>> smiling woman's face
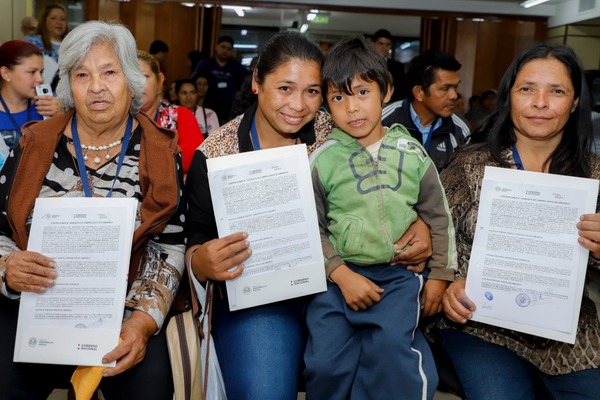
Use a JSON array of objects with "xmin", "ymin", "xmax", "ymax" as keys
[
  {"xmin": 510, "ymin": 57, "xmax": 577, "ymax": 145},
  {"xmin": 252, "ymin": 58, "xmax": 322, "ymax": 140}
]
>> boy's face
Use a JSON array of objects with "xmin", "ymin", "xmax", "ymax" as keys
[{"xmin": 327, "ymin": 76, "xmax": 391, "ymax": 147}]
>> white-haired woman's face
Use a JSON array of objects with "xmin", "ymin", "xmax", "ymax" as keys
[{"xmin": 70, "ymin": 43, "xmax": 133, "ymax": 128}]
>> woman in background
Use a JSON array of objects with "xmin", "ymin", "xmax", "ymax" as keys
[
  {"xmin": 138, "ymin": 51, "xmax": 203, "ymax": 174},
  {"xmin": 192, "ymin": 72, "xmax": 220, "ymax": 137},
  {"xmin": 0, "ymin": 40, "xmax": 61, "ymax": 167}
]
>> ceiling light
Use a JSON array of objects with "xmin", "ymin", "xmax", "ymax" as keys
[
  {"xmin": 307, "ymin": 13, "xmax": 317, "ymax": 21},
  {"xmin": 222, "ymin": 5, "xmax": 252, "ymax": 17},
  {"xmin": 520, "ymin": 0, "xmax": 550, "ymax": 8},
  {"xmin": 234, "ymin": 44, "xmax": 258, "ymax": 49},
  {"xmin": 300, "ymin": 23, "xmax": 309, "ymax": 33},
  {"xmin": 181, "ymin": 2, "xmax": 195, "ymax": 6}
]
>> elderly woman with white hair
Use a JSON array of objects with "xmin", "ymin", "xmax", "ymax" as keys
[{"xmin": 0, "ymin": 20, "xmax": 185, "ymax": 399}]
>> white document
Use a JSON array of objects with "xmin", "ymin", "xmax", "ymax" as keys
[
  {"xmin": 207, "ymin": 144, "xmax": 326, "ymax": 311},
  {"xmin": 466, "ymin": 166, "xmax": 599, "ymax": 343},
  {"xmin": 14, "ymin": 197, "xmax": 138, "ymax": 366}
]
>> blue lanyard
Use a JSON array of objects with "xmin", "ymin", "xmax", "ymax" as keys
[
  {"xmin": 0, "ymin": 95, "xmax": 31, "ymax": 132},
  {"xmin": 512, "ymin": 144, "xmax": 524, "ymax": 171},
  {"xmin": 423, "ymin": 122, "xmax": 436, "ymax": 151},
  {"xmin": 250, "ymin": 116, "xmax": 260, "ymax": 150},
  {"xmin": 71, "ymin": 114, "xmax": 133, "ymax": 197}
]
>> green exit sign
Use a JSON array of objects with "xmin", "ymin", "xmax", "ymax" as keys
[{"xmin": 312, "ymin": 15, "xmax": 329, "ymax": 24}]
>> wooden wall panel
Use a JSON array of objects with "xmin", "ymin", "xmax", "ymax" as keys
[{"xmin": 454, "ymin": 21, "xmax": 479, "ymax": 104}]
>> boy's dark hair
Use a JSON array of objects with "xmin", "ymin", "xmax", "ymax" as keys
[
  {"xmin": 406, "ymin": 49, "xmax": 461, "ymax": 101},
  {"xmin": 149, "ymin": 40, "xmax": 169, "ymax": 54},
  {"xmin": 322, "ymin": 36, "xmax": 391, "ymax": 102}
]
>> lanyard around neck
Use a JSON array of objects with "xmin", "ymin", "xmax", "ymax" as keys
[
  {"xmin": 0, "ymin": 95, "xmax": 31, "ymax": 132},
  {"xmin": 512, "ymin": 144, "xmax": 525, "ymax": 171},
  {"xmin": 71, "ymin": 114, "xmax": 133, "ymax": 197},
  {"xmin": 423, "ymin": 121, "xmax": 436, "ymax": 151},
  {"xmin": 250, "ymin": 115, "xmax": 261, "ymax": 150}
]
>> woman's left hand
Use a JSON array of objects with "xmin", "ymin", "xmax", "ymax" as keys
[
  {"xmin": 577, "ymin": 213, "xmax": 600, "ymax": 259},
  {"xmin": 34, "ymin": 95, "xmax": 61, "ymax": 118},
  {"xmin": 392, "ymin": 217, "xmax": 432, "ymax": 270},
  {"xmin": 101, "ymin": 310, "xmax": 157, "ymax": 377}
]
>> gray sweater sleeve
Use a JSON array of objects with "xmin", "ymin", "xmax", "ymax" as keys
[
  {"xmin": 415, "ymin": 162, "xmax": 458, "ymax": 281},
  {"xmin": 311, "ymin": 167, "xmax": 345, "ymax": 278}
]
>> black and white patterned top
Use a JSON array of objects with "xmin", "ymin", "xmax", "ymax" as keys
[{"xmin": 0, "ymin": 126, "xmax": 187, "ymax": 329}]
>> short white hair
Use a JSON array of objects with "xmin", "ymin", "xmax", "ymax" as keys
[{"xmin": 56, "ymin": 20, "xmax": 145, "ymax": 114}]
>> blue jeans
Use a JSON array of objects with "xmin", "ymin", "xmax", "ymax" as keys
[
  {"xmin": 439, "ymin": 329, "xmax": 600, "ymax": 400},
  {"xmin": 211, "ymin": 287, "xmax": 306, "ymax": 400}
]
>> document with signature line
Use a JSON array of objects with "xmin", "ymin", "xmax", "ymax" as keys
[
  {"xmin": 207, "ymin": 144, "xmax": 326, "ymax": 311},
  {"xmin": 14, "ymin": 197, "xmax": 137, "ymax": 366},
  {"xmin": 466, "ymin": 166, "xmax": 598, "ymax": 343}
]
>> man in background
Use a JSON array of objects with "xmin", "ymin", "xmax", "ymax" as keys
[
  {"xmin": 382, "ymin": 49, "xmax": 470, "ymax": 171},
  {"xmin": 371, "ymin": 29, "xmax": 408, "ymax": 102},
  {"xmin": 20, "ymin": 16, "xmax": 38, "ymax": 38},
  {"xmin": 194, "ymin": 35, "xmax": 248, "ymax": 124}
]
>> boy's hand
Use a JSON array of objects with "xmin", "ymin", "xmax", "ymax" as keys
[
  {"xmin": 421, "ymin": 279, "xmax": 449, "ymax": 317},
  {"xmin": 330, "ymin": 264, "xmax": 384, "ymax": 311}
]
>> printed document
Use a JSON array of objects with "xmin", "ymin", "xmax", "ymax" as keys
[
  {"xmin": 207, "ymin": 144, "xmax": 326, "ymax": 311},
  {"xmin": 466, "ymin": 166, "xmax": 598, "ymax": 343},
  {"xmin": 14, "ymin": 197, "xmax": 137, "ymax": 366}
]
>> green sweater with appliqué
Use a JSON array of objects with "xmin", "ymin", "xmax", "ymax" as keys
[{"xmin": 309, "ymin": 124, "xmax": 457, "ymax": 280}]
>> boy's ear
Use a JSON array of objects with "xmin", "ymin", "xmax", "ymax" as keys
[{"xmin": 383, "ymin": 85, "xmax": 393, "ymax": 104}]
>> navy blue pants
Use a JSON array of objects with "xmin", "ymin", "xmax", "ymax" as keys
[{"xmin": 304, "ymin": 263, "xmax": 438, "ymax": 400}]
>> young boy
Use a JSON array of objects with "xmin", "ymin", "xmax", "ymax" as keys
[{"xmin": 304, "ymin": 37, "xmax": 457, "ymax": 400}]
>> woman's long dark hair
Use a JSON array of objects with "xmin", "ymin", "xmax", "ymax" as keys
[{"xmin": 470, "ymin": 43, "xmax": 593, "ymax": 177}]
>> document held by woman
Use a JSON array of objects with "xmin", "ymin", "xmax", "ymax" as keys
[
  {"xmin": 14, "ymin": 197, "xmax": 137, "ymax": 366},
  {"xmin": 466, "ymin": 166, "xmax": 599, "ymax": 343},
  {"xmin": 207, "ymin": 144, "xmax": 326, "ymax": 311}
]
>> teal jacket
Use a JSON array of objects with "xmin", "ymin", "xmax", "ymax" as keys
[{"xmin": 310, "ymin": 124, "xmax": 457, "ymax": 280}]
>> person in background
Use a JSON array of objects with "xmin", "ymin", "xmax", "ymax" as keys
[
  {"xmin": 138, "ymin": 51, "xmax": 203, "ymax": 174},
  {"xmin": 168, "ymin": 81, "xmax": 178, "ymax": 104},
  {"xmin": 192, "ymin": 71, "xmax": 220, "ymax": 137},
  {"xmin": 149, "ymin": 40, "xmax": 169, "ymax": 64},
  {"xmin": 185, "ymin": 31, "xmax": 433, "ymax": 400},
  {"xmin": 0, "ymin": 20, "xmax": 186, "ymax": 400},
  {"xmin": 0, "ymin": 40, "xmax": 61, "ymax": 167},
  {"xmin": 20, "ymin": 16, "xmax": 38, "ymax": 38},
  {"xmin": 468, "ymin": 89, "xmax": 497, "ymax": 127},
  {"xmin": 304, "ymin": 36, "xmax": 455, "ymax": 400},
  {"xmin": 371, "ymin": 28, "xmax": 408, "ymax": 102},
  {"xmin": 187, "ymin": 50, "xmax": 204, "ymax": 75},
  {"xmin": 194, "ymin": 35, "xmax": 248, "ymax": 124},
  {"xmin": 439, "ymin": 43, "xmax": 600, "ymax": 399},
  {"xmin": 382, "ymin": 49, "xmax": 470, "ymax": 171},
  {"xmin": 23, "ymin": 3, "xmax": 67, "ymax": 64},
  {"xmin": 175, "ymin": 78, "xmax": 198, "ymax": 115}
]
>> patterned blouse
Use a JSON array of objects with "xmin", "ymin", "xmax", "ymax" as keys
[
  {"xmin": 23, "ymin": 35, "xmax": 60, "ymax": 63},
  {"xmin": 0, "ymin": 126, "xmax": 186, "ymax": 329},
  {"xmin": 435, "ymin": 147, "xmax": 600, "ymax": 375}
]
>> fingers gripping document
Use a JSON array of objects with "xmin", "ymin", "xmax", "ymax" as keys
[
  {"xmin": 207, "ymin": 144, "xmax": 326, "ymax": 311},
  {"xmin": 466, "ymin": 167, "xmax": 598, "ymax": 343},
  {"xmin": 14, "ymin": 198, "xmax": 137, "ymax": 366}
]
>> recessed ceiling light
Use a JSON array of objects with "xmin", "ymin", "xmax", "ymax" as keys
[{"xmin": 520, "ymin": 0, "xmax": 550, "ymax": 8}]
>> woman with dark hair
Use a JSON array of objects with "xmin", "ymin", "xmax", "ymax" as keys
[
  {"xmin": 185, "ymin": 31, "xmax": 433, "ymax": 399},
  {"xmin": 0, "ymin": 40, "xmax": 61, "ymax": 167},
  {"xmin": 24, "ymin": 3, "xmax": 68, "ymax": 63},
  {"xmin": 438, "ymin": 43, "xmax": 600, "ymax": 399},
  {"xmin": 192, "ymin": 71, "xmax": 220, "ymax": 137}
]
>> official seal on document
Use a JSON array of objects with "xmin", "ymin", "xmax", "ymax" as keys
[{"xmin": 515, "ymin": 293, "xmax": 530, "ymax": 307}]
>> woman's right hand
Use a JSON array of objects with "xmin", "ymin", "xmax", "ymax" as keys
[
  {"xmin": 190, "ymin": 232, "xmax": 252, "ymax": 282},
  {"xmin": 442, "ymin": 277, "xmax": 476, "ymax": 324},
  {"xmin": 3, "ymin": 251, "xmax": 57, "ymax": 294}
]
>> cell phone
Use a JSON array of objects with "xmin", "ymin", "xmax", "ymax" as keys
[{"xmin": 35, "ymin": 84, "xmax": 52, "ymax": 96}]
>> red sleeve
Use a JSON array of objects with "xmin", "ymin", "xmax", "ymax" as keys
[{"xmin": 175, "ymin": 106, "xmax": 204, "ymax": 173}]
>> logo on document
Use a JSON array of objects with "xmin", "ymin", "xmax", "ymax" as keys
[
  {"xmin": 243, "ymin": 286, "xmax": 251, "ymax": 295},
  {"xmin": 28, "ymin": 337, "xmax": 37, "ymax": 347}
]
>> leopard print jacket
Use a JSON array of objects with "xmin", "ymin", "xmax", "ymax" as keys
[{"xmin": 435, "ymin": 147, "xmax": 600, "ymax": 375}]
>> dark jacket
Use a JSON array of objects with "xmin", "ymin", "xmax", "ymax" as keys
[{"xmin": 382, "ymin": 99, "xmax": 470, "ymax": 171}]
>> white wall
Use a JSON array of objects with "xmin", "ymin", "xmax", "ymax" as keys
[
  {"xmin": 0, "ymin": 0, "xmax": 33, "ymax": 43},
  {"xmin": 551, "ymin": 0, "xmax": 600, "ymax": 27}
]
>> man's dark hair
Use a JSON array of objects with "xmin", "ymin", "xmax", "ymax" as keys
[
  {"xmin": 322, "ymin": 36, "xmax": 391, "ymax": 103},
  {"xmin": 371, "ymin": 29, "xmax": 392, "ymax": 42},
  {"xmin": 406, "ymin": 49, "xmax": 461, "ymax": 100},
  {"xmin": 149, "ymin": 40, "xmax": 169, "ymax": 55},
  {"xmin": 217, "ymin": 35, "xmax": 234, "ymax": 46}
]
